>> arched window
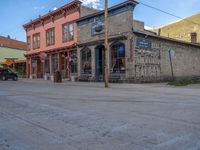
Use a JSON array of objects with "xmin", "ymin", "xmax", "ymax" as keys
[
  {"xmin": 81, "ymin": 47, "xmax": 92, "ymax": 74},
  {"xmin": 111, "ymin": 43, "xmax": 125, "ymax": 73}
]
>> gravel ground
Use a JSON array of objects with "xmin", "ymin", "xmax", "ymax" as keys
[{"xmin": 0, "ymin": 79, "xmax": 200, "ymax": 150}]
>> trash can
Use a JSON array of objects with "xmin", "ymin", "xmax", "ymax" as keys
[
  {"xmin": 44, "ymin": 74, "xmax": 48, "ymax": 80},
  {"xmin": 54, "ymin": 71, "xmax": 62, "ymax": 83},
  {"xmin": 71, "ymin": 76, "xmax": 76, "ymax": 82}
]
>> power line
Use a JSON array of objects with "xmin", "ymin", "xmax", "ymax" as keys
[{"xmin": 138, "ymin": 1, "xmax": 200, "ymax": 27}]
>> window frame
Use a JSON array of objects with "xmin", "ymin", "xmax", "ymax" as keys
[
  {"xmin": 32, "ymin": 33, "xmax": 40, "ymax": 50},
  {"xmin": 62, "ymin": 23, "xmax": 68, "ymax": 43},
  {"xmin": 68, "ymin": 23, "xmax": 74, "ymax": 41},
  {"xmin": 46, "ymin": 27, "xmax": 55, "ymax": 46},
  {"xmin": 81, "ymin": 48, "xmax": 92, "ymax": 74},
  {"xmin": 111, "ymin": 43, "xmax": 126, "ymax": 74},
  {"xmin": 27, "ymin": 36, "xmax": 31, "ymax": 50},
  {"xmin": 62, "ymin": 22, "xmax": 74, "ymax": 43}
]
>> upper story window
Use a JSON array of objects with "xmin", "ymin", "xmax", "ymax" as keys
[
  {"xmin": 62, "ymin": 24, "xmax": 68, "ymax": 42},
  {"xmin": 27, "ymin": 36, "xmax": 31, "ymax": 50},
  {"xmin": 68, "ymin": 23, "xmax": 74, "ymax": 40},
  {"xmin": 46, "ymin": 28, "xmax": 55, "ymax": 46},
  {"xmin": 33, "ymin": 33, "xmax": 40, "ymax": 49},
  {"xmin": 62, "ymin": 23, "xmax": 74, "ymax": 42}
]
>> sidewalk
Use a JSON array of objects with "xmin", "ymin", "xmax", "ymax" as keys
[{"xmin": 20, "ymin": 78, "xmax": 168, "ymax": 88}]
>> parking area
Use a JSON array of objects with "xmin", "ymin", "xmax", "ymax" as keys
[{"xmin": 0, "ymin": 79, "xmax": 200, "ymax": 150}]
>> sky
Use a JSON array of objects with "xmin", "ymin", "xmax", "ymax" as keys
[{"xmin": 0, "ymin": 0, "xmax": 200, "ymax": 42}]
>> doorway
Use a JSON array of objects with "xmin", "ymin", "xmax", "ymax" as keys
[{"xmin": 95, "ymin": 45, "xmax": 105, "ymax": 82}]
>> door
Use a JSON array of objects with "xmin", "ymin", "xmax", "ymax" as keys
[{"xmin": 95, "ymin": 45, "xmax": 105, "ymax": 82}]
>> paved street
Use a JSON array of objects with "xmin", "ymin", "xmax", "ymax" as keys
[{"xmin": 0, "ymin": 79, "xmax": 200, "ymax": 150}]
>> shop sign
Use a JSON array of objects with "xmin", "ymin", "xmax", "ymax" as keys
[
  {"xmin": 92, "ymin": 19, "xmax": 104, "ymax": 35},
  {"xmin": 136, "ymin": 37, "xmax": 152, "ymax": 49}
]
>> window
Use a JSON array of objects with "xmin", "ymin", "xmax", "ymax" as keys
[
  {"xmin": 62, "ymin": 23, "xmax": 74, "ymax": 42},
  {"xmin": 46, "ymin": 28, "xmax": 55, "ymax": 46},
  {"xmin": 33, "ymin": 33, "xmax": 40, "ymax": 49},
  {"xmin": 31, "ymin": 59, "xmax": 37, "ymax": 75},
  {"xmin": 81, "ymin": 48, "xmax": 91, "ymax": 74},
  {"xmin": 45, "ymin": 55, "xmax": 50, "ymax": 74},
  {"xmin": 68, "ymin": 23, "xmax": 74, "ymax": 40},
  {"xmin": 52, "ymin": 54, "xmax": 58, "ymax": 73},
  {"xmin": 27, "ymin": 36, "xmax": 31, "ymax": 50},
  {"xmin": 62, "ymin": 24, "xmax": 68, "ymax": 42},
  {"xmin": 70, "ymin": 50, "xmax": 77, "ymax": 74},
  {"xmin": 111, "ymin": 43, "xmax": 126, "ymax": 74}
]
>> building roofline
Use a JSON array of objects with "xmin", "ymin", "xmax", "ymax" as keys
[
  {"xmin": 76, "ymin": 0, "xmax": 138, "ymax": 23},
  {"xmin": 0, "ymin": 36, "xmax": 27, "ymax": 50},
  {"xmin": 0, "ymin": 36, "xmax": 26, "ymax": 44},
  {"xmin": 23, "ymin": 0, "xmax": 82, "ymax": 29},
  {"xmin": 133, "ymin": 30, "xmax": 200, "ymax": 48},
  {"xmin": 0, "ymin": 46, "xmax": 27, "ymax": 51}
]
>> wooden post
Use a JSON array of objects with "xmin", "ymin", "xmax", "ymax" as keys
[
  {"xmin": 50, "ymin": 54, "xmax": 53, "ymax": 77},
  {"xmin": 26, "ymin": 58, "xmax": 29, "ymax": 78},
  {"xmin": 29, "ymin": 57, "xmax": 32, "ymax": 79},
  {"xmin": 58, "ymin": 52, "xmax": 62, "ymax": 72},
  {"xmin": 68, "ymin": 48, "xmax": 70, "ymax": 79},
  {"xmin": 168, "ymin": 49, "xmax": 174, "ymax": 80},
  {"xmin": 104, "ymin": 0, "xmax": 109, "ymax": 88}
]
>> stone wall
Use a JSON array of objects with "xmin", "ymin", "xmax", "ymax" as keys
[
  {"xmin": 78, "ymin": 10, "xmax": 133, "ymax": 44},
  {"xmin": 159, "ymin": 40, "xmax": 200, "ymax": 80},
  {"xmin": 133, "ymin": 34, "xmax": 200, "ymax": 81}
]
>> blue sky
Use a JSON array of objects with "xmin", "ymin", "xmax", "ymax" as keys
[{"xmin": 0, "ymin": 0, "xmax": 199, "ymax": 42}]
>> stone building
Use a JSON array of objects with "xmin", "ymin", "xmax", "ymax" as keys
[{"xmin": 76, "ymin": 0, "xmax": 200, "ymax": 82}]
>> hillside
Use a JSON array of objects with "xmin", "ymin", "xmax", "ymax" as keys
[{"xmin": 153, "ymin": 13, "xmax": 200, "ymax": 43}]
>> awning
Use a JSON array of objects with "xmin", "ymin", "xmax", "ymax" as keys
[
  {"xmin": 0, "ymin": 59, "xmax": 26, "ymax": 66},
  {"xmin": 0, "ymin": 59, "xmax": 14, "ymax": 66}
]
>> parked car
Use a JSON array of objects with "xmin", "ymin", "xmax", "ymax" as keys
[{"xmin": 0, "ymin": 68, "xmax": 18, "ymax": 81}]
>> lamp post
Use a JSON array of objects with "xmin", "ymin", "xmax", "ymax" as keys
[{"xmin": 104, "ymin": 0, "xmax": 109, "ymax": 88}]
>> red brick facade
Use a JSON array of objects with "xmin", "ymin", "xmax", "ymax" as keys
[{"xmin": 23, "ymin": 0, "xmax": 96, "ymax": 80}]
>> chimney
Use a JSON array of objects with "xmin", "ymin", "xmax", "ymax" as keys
[
  {"xmin": 157, "ymin": 28, "xmax": 161, "ymax": 36},
  {"xmin": 191, "ymin": 32, "xmax": 197, "ymax": 43}
]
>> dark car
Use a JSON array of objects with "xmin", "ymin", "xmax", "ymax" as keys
[{"xmin": 0, "ymin": 68, "xmax": 18, "ymax": 81}]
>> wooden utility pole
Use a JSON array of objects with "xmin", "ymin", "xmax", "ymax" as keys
[{"xmin": 104, "ymin": 0, "xmax": 109, "ymax": 88}]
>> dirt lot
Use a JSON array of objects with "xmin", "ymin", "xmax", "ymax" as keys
[{"xmin": 0, "ymin": 79, "xmax": 200, "ymax": 150}]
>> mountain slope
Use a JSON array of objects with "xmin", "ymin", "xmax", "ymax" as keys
[{"xmin": 153, "ymin": 13, "xmax": 200, "ymax": 43}]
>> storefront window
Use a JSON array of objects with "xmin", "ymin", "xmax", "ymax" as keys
[
  {"xmin": 70, "ymin": 50, "xmax": 77, "ymax": 74},
  {"xmin": 111, "ymin": 43, "xmax": 125, "ymax": 74},
  {"xmin": 81, "ymin": 48, "xmax": 91, "ymax": 74},
  {"xmin": 31, "ymin": 58, "xmax": 37, "ymax": 78},
  {"xmin": 45, "ymin": 55, "xmax": 50, "ymax": 74},
  {"xmin": 52, "ymin": 54, "xmax": 58, "ymax": 73}
]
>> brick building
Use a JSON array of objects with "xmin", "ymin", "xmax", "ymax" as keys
[
  {"xmin": 23, "ymin": 0, "xmax": 97, "ymax": 80},
  {"xmin": 76, "ymin": 0, "xmax": 200, "ymax": 82}
]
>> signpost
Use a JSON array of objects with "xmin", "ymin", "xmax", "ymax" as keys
[{"xmin": 168, "ymin": 49, "xmax": 174, "ymax": 80}]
